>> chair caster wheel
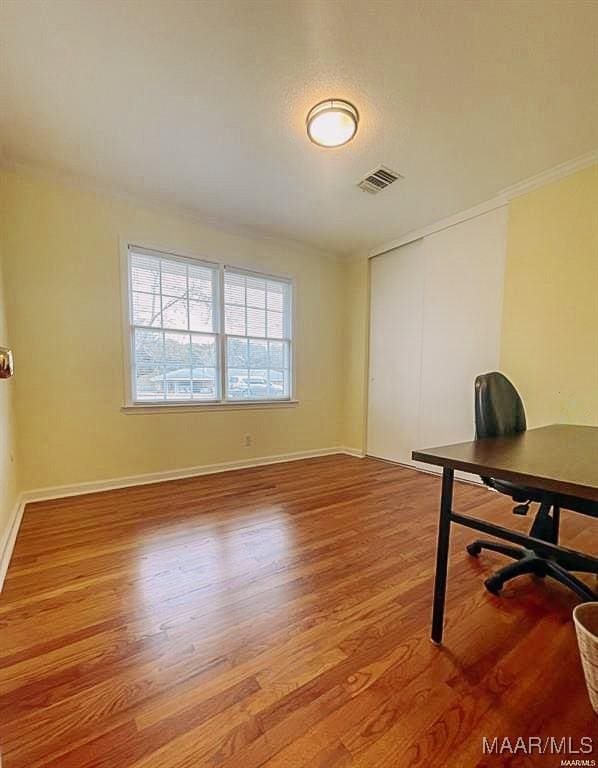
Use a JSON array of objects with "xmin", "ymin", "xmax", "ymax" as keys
[
  {"xmin": 484, "ymin": 577, "xmax": 503, "ymax": 595},
  {"xmin": 467, "ymin": 543, "xmax": 482, "ymax": 557},
  {"xmin": 513, "ymin": 504, "xmax": 530, "ymax": 516}
]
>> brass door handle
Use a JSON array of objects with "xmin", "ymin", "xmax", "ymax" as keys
[{"xmin": 0, "ymin": 347, "xmax": 14, "ymax": 378}]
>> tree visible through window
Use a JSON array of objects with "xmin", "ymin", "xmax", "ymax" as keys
[{"xmin": 125, "ymin": 246, "xmax": 293, "ymax": 404}]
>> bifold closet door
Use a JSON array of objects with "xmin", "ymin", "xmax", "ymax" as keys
[
  {"xmin": 367, "ymin": 206, "xmax": 507, "ymax": 472},
  {"xmin": 417, "ymin": 207, "xmax": 508, "ymax": 456},
  {"xmin": 367, "ymin": 239, "xmax": 424, "ymax": 464}
]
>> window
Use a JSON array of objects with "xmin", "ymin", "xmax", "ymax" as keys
[{"xmin": 124, "ymin": 246, "xmax": 293, "ymax": 405}]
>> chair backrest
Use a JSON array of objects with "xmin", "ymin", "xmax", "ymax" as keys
[{"xmin": 474, "ymin": 372, "xmax": 526, "ymax": 439}]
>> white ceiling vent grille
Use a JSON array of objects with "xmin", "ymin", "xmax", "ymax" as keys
[{"xmin": 357, "ymin": 165, "xmax": 403, "ymax": 194}]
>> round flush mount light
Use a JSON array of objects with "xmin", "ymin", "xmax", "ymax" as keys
[{"xmin": 306, "ymin": 99, "xmax": 359, "ymax": 148}]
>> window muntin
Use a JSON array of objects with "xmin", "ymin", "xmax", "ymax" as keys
[
  {"xmin": 223, "ymin": 270, "xmax": 292, "ymax": 401},
  {"xmin": 126, "ymin": 247, "xmax": 292, "ymax": 404}
]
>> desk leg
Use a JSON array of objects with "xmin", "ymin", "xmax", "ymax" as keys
[{"xmin": 431, "ymin": 467, "xmax": 454, "ymax": 645}]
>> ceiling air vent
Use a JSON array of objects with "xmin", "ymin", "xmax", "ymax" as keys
[{"xmin": 357, "ymin": 165, "xmax": 403, "ymax": 194}]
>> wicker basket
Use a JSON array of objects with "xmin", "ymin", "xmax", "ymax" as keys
[{"xmin": 573, "ymin": 602, "xmax": 598, "ymax": 715}]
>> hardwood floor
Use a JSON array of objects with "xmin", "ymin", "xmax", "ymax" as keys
[{"xmin": 0, "ymin": 455, "xmax": 595, "ymax": 767}]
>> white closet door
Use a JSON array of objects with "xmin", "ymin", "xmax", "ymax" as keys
[
  {"xmin": 367, "ymin": 239, "xmax": 424, "ymax": 464},
  {"xmin": 367, "ymin": 206, "xmax": 507, "ymax": 474},
  {"xmin": 417, "ymin": 207, "xmax": 507, "ymax": 464}
]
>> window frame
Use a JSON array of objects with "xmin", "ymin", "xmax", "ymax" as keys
[{"xmin": 120, "ymin": 242, "xmax": 296, "ymax": 410}]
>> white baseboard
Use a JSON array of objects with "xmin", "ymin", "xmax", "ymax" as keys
[
  {"xmin": 0, "ymin": 448, "xmax": 364, "ymax": 584},
  {"xmin": 338, "ymin": 446, "xmax": 366, "ymax": 458},
  {"xmin": 22, "ymin": 446, "xmax": 365, "ymax": 506},
  {"xmin": 366, "ymin": 454, "xmax": 483, "ymax": 486},
  {"xmin": 0, "ymin": 495, "xmax": 25, "ymax": 592}
]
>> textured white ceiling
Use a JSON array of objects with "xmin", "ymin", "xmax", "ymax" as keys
[{"xmin": 1, "ymin": 0, "xmax": 597, "ymax": 255}]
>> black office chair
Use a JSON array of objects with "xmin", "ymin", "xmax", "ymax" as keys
[{"xmin": 466, "ymin": 372, "xmax": 597, "ymax": 601}]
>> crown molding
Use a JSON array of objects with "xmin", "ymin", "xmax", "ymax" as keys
[
  {"xmin": 498, "ymin": 146, "xmax": 598, "ymax": 201},
  {"xmin": 369, "ymin": 147, "xmax": 598, "ymax": 258},
  {"xmin": 369, "ymin": 197, "xmax": 509, "ymax": 257},
  {"xmin": 0, "ymin": 158, "xmax": 341, "ymax": 262},
  {"xmin": 4, "ymin": 146, "xmax": 596, "ymax": 264}
]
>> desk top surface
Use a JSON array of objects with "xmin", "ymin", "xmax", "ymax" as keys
[{"xmin": 412, "ymin": 424, "xmax": 598, "ymax": 502}]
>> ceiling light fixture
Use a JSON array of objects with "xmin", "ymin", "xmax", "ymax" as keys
[{"xmin": 306, "ymin": 99, "xmax": 359, "ymax": 148}]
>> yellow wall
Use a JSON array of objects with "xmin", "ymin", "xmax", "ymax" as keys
[
  {"xmin": 2, "ymin": 168, "xmax": 344, "ymax": 490},
  {"xmin": 500, "ymin": 164, "xmax": 598, "ymax": 427},
  {"xmin": 2, "ymin": 162, "xmax": 596, "ymax": 493},
  {"xmin": 341, "ymin": 163, "xmax": 598, "ymax": 454},
  {"xmin": 341, "ymin": 257, "xmax": 369, "ymax": 452},
  {"xmin": 0, "ymin": 211, "xmax": 20, "ymax": 554}
]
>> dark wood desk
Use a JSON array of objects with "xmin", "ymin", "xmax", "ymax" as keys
[{"xmin": 412, "ymin": 424, "xmax": 598, "ymax": 644}]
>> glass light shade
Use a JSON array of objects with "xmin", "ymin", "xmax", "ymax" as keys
[{"xmin": 306, "ymin": 100, "xmax": 359, "ymax": 147}]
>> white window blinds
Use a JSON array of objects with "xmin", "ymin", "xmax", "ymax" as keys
[
  {"xmin": 223, "ymin": 269, "xmax": 292, "ymax": 400},
  {"xmin": 126, "ymin": 247, "xmax": 293, "ymax": 404},
  {"xmin": 129, "ymin": 249, "xmax": 220, "ymax": 402}
]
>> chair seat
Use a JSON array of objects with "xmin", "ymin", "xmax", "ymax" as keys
[
  {"xmin": 486, "ymin": 477, "xmax": 598, "ymax": 517},
  {"xmin": 485, "ymin": 477, "xmax": 540, "ymax": 502},
  {"xmin": 473, "ymin": 372, "xmax": 597, "ymax": 604}
]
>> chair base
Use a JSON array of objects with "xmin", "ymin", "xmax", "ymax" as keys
[{"xmin": 466, "ymin": 540, "xmax": 597, "ymax": 601}]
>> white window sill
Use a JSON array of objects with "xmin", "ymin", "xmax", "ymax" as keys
[{"xmin": 121, "ymin": 399, "xmax": 299, "ymax": 414}]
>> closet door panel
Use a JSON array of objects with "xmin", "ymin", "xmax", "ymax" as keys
[
  {"xmin": 417, "ymin": 207, "xmax": 507, "ymax": 478},
  {"xmin": 367, "ymin": 240, "xmax": 424, "ymax": 464}
]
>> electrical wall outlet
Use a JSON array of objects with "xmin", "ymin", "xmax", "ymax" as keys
[{"xmin": 244, "ymin": 434, "xmax": 252, "ymax": 447}]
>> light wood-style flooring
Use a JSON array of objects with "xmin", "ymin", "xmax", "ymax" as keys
[{"xmin": 0, "ymin": 455, "xmax": 595, "ymax": 767}]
